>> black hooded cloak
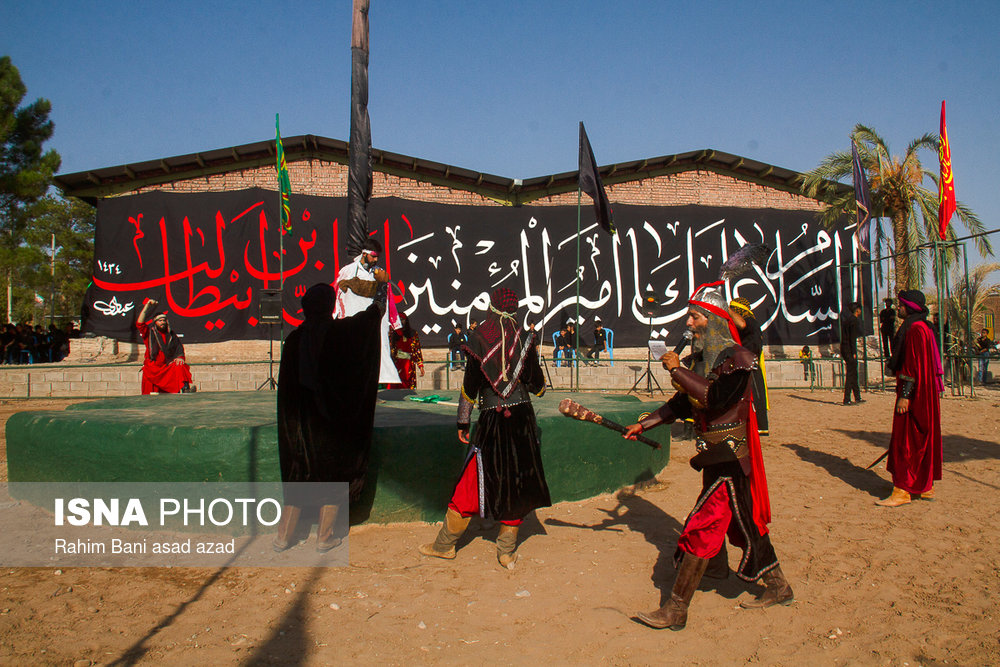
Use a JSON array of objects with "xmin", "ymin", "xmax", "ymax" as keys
[{"xmin": 277, "ymin": 283, "xmax": 383, "ymax": 503}]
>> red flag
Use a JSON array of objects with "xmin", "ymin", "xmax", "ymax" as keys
[{"xmin": 938, "ymin": 100, "xmax": 957, "ymax": 240}]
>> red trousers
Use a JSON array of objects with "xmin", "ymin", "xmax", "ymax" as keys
[{"xmin": 448, "ymin": 454, "xmax": 521, "ymax": 526}]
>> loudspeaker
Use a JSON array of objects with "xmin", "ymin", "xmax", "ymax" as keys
[
  {"xmin": 259, "ymin": 289, "xmax": 282, "ymax": 323},
  {"xmin": 642, "ymin": 290, "xmax": 661, "ymax": 318}
]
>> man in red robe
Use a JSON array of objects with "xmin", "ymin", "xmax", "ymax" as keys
[
  {"xmin": 876, "ymin": 290, "xmax": 943, "ymax": 507},
  {"xmin": 136, "ymin": 299, "xmax": 193, "ymax": 395}
]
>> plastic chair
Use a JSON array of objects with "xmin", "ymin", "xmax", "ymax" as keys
[{"xmin": 552, "ymin": 331, "xmax": 563, "ymax": 367}]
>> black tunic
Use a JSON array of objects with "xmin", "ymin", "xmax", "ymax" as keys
[{"xmin": 459, "ymin": 343, "xmax": 551, "ymax": 521}]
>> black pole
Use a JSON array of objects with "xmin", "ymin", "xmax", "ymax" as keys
[{"xmin": 347, "ymin": 0, "xmax": 372, "ymax": 258}]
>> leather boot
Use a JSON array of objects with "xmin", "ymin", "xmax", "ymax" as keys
[
  {"xmin": 316, "ymin": 505, "xmax": 342, "ymax": 553},
  {"xmin": 635, "ymin": 553, "xmax": 709, "ymax": 630},
  {"xmin": 704, "ymin": 542, "xmax": 729, "ymax": 580},
  {"xmin": 419, "ymin": 508, "xmax": 470, "ymax": 559},
  {"xmin": 272, "ymin": 505, "xmax": 301, "ymax": 552},
  {"xmin": 917, "ymin": 487, "xmax": 935, "ymax": 501},
  {"xmin": 740, "ymin": 565, "xmax": 794, "ymax": 608},
  {"xmin": 496, "ymin": 524, "xmax": 519, "ymax": 569},
  {"xmin": 875, "ymin": 487, "xmax": 911, "ymax": 507}
]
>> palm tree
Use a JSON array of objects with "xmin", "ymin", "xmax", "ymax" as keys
[
  {"xmin": 802, "ymin": 124, "xmax": 991, "ymax": 291},
  {"xmin": 939, "ymin": 262, "xmax": 1000, "ymax": 349}
]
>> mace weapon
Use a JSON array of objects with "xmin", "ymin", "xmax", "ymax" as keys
[{"xmin": 558, "ymin": 399, "xmax": 662, "ymax": 450}]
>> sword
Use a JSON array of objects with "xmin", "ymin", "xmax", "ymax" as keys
[
  {"xmin": 558, "ymin": 399, "xmax": 662, "ymax": 449},
  {"xmin": 866, "ymin": 449, "xmax": 889, "ymax": 469}
]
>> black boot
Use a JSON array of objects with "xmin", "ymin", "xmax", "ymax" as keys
[
  {"xmin": 704, "ymin": 543, "xmax": 729, "ymax": 580},
  {"xmin": 635, "ymin": 553, "xmax": 709, "ymax": 630},
  {"xmin": 740, "ymin": 565, "xmax": 794, "ymax": 608}
]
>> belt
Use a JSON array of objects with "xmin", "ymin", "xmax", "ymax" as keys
[{"xmin": 478, "ymin": 383, "xmax": 531, "ymax": 411}]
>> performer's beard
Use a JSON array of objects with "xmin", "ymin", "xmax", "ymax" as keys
[{"xmin": 690, "ymin": 316, "xmax": 735, "ymax": 377}]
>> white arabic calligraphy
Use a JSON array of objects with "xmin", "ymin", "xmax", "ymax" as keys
[{"xmin": 93, "ymin": 295, "xmax": 135, "ymax": 317}]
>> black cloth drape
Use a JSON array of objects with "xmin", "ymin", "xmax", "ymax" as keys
[
  {"xmin": 277, "ymin": 302, "xmax": 382, "ymax": 504},
  {"xmin": 737, "ymin": 317, "xmax": 769, "ymax": 435}
]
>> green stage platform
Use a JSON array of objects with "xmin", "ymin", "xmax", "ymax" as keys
[{"xmin": 6, "ymin": 391, "xmax": 669, "ymax": 524}]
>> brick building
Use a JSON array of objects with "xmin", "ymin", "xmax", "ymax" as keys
[
  {"xmin": 55, "ymin": 135, "xmax": 852, "ymax": 354},
  {"xmin": 57, "ymin": 135, "xmax": 828, "ymax": 212}
]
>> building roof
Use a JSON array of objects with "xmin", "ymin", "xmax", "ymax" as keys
[{"xmin": 54, "ymin": 134, "xmax": 848, "ymax": 205}]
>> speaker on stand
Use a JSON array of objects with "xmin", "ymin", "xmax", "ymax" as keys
[
  {"xmin": 628, "ymin": 290, "xmax": 665, "ymax": 397},
  {"xmin": 256, "ymin": 289, "xmax": 282, "ymax": 390}
]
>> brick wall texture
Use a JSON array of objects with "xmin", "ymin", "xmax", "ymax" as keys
[{"xmin": 134, "ymin": 159, "xmax": 824, "ymax": 212}]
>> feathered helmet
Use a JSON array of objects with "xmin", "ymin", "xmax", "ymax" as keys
[{"xmin": 689, "ymin": 281, "xmax": 741, "ymax": 345}]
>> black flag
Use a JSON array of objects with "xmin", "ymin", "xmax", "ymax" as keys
[
  {"xmin": 851, "ymin": 140, "xmax": 873, "ymax": 254},
  {"xmin": 578, "ymin": 122, "xmax": 615, "ymax": 235}
]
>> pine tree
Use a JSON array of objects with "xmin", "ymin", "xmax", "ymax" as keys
[{"xmin": 1, "ymin": 55, "xmax": 62, "ymax": 322}]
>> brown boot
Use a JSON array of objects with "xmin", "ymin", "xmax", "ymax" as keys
[
  {"xmin": 634, "ymin": 553, "xmax": 709, "ymax": 630},
  {"xmin": 875, "ymin": 487, "xmax": 911, "ymax": 507},
  {"xmin": 316, "ymin": 505, "xmax": 342, "ymax": 553},
  {"xmin": 419, "ymin": 509, "xmax": 471, "ymax": 559},
  {"xmin": 272, "ymin": 505, "xmax": 301, "ymax": 552},
  {"xmin": 704, "ymin": 542, "xmax": 729, "ymax": 580},
  {"xmin": 496, "ymin": 524, "xmax": 519, "ymax": 569},
  {"xmin": 740, "ymin": 565, "xmax": 794, "ymax": 609}
]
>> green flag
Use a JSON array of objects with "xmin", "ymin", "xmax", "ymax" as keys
[{"xmin": 275, "ymin": 114, "xmax": 292, "ymax": 234}]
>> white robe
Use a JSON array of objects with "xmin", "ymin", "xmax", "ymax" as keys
[{"xmin": 334, "ymin": 259, "xmax": 401, "ymax": 385}]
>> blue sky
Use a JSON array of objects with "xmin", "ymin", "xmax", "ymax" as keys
[{"xmin": 4, "ymin": 1, "xmax": 999, "ymax": 269}]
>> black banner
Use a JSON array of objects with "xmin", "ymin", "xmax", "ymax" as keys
[{"xmin": 84, "ymin": 189, "xmax": 868, "ymax": 348}]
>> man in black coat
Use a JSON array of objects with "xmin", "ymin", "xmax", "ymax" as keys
[
  {"xmin": 879, "ymin": 298, "xmax": 896, "ymax": 359},
  {"xmin": 841, "ymin": 302, "xmax": 863, "ymax": 405},
  {"xmin": 274, "ymin": 279, "xmax": 386, "ymax": 552}
]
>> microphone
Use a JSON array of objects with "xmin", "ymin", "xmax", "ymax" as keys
[{"xmin": 673, "ymin": 330, "xmax": 693, "ymax": 354}]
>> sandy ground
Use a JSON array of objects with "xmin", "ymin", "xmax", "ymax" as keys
[{"xmin": 1, "ymin": 387, "xmax": 999, "ymax": 666}]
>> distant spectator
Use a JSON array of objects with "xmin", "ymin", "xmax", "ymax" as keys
[
  {"xmin": 554, "ymin": 325, "xmax": 574, "ymax": 362},
  {"xmin": 975, "ymin": 328, "xmax": 993, "ymax": 384},
  {"xmin": 840, "ymin": 302, "xmax": 863, "ymax": 405},
  {"xmin": 799, "ymin": 345, "xmax": 813, "ymax": 381},
  {"xmin": 48, "ymin": 324, "xmax": 68, "ymax": 362},
  {"xmin": 585, "ymin": 317, "xmax": 607, "ymax": 365},
  {"xmin": 448, "ymin": 324, "xmax": 467, "ymax": 370},
  {"xmin": 879, "ymin": 298, "xmax": 896, "ymax": 359},
  {"xmin": 566, "ymin": 320, "xmax": 585, "ymax": 359},
  {"xmin": 1, "ymin": 324, "xmax": 17, "ymax": 364}
]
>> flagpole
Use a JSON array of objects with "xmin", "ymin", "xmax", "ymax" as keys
[
  {"xmin": 575, "ymin": 184, "xmax": 582, "ymax": 392},
  {"xmin": 875, "ymin": 219, "xmax": 886, "ymax": 390},
  {"xmin": 277, "ymin": 114, "xmax": 285, "ymax": 346}
]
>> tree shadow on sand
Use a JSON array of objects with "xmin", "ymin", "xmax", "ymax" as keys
[
  {"xmin": 543, "ymin": 488, "xmax": 752, "ymax": 604},
  {"xmin": 242, "ymin": 570, "xmax": 322, "ymax": 666}
]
